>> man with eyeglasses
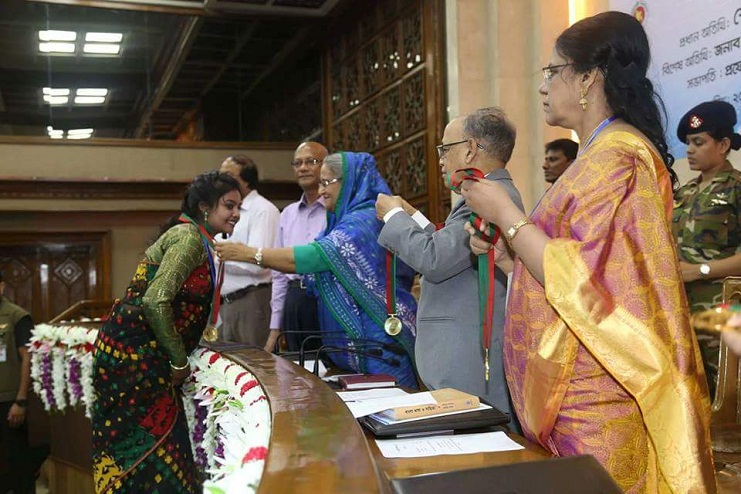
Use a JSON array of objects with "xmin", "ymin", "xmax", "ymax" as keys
[
  {"xmin": 266, "ymin": 142, "xmax": 328, "ymax": 353},
  {"xmin": 375, "ymin": 107, "xmax": 524, "ymax": 430},
  {"xmin": 216, "ymin": 155, "xmax": 280, "ymax": 347},
  {"xmin": 543, "ymin": 138, "xmax": 578, "ymax": 184}
]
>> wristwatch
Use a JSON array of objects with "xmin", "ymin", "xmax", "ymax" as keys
[
  {"xmin": 254, "ymin": 247, "xmax": 263, "ymax": 266},
  {"xmin": 699, "ymin": 263, "xmax": 711, "ymax": 277},
  {"xmin": 505, "ymin": 217, "xmax": 534, "ymax": 244},
  {"xmin": 14, "ymin": 399, "xmax": 28, "ymax": 408}
]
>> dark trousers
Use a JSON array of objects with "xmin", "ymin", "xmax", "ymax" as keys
[
  {"xmin": 0, "ymin": 401, "xmax": 39, "ymax": 494},
  {"xmin": 283, "ymin": 280, "xmax": 321, "ymax": 353}
]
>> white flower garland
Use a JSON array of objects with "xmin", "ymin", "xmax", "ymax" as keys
[
  {"xmin": 28, "ymin": 323, "xmax": 97, "ymax": 416},
  {"xmin": 187, "ymin": 348, "xmax": 271, "ymax": 494},
  {"xmin": 29, "ymin": 326, "xmax": 271, "ymax": 491}
]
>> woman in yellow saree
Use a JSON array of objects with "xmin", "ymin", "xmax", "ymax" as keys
[{"xmin": 461, "ymin": 11, "xmax": 715, "ymax": 494}]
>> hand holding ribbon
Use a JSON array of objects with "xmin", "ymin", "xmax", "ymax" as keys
[{"xmin": 449, "ymin": 168, "xmax": 501, "ymax": 382}]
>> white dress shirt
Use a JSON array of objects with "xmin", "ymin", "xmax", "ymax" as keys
[{"xmin": 216, "ymin": 189, "xmax": 280, "ymax": 295}]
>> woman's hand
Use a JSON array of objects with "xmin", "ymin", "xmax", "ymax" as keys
[
  {"xmin": 464, "ymin": 222, "xmax": 515, "ymax": 274},
  {"xmin": 171, "ymin": 366, "xmax": 190, "ymax": 387},
  {"xmin": 215, "ymin": 241, "xmax": 255, "ymax": 263},
  {"xmin": 460, "ymin": 179, "xmax": 515, "ymax": 226}
]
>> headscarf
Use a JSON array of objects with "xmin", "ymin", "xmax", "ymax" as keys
[{"xmin": 307, "ymin": 152, "xmax": 417, "ymax": 381}]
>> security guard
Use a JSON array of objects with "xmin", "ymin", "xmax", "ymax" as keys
[
  {"xmin": 0, "ymin": 271, "xmax": 37, "ymax": 493},
  {"xmin": 673, "ymin": 100, "xmax": 741, "ymax": 398}
]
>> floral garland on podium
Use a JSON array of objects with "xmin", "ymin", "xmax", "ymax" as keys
[
  {"xmin": 28, "ymin": 325, "xmax": 272, "ymax": 492},
  {"xmin": 28, "ymin": 323, "xmax": 97, "ymax": 417},
  {"xmin": 183, "ymin": 348, "xmax": 271, "ymax": 493}
]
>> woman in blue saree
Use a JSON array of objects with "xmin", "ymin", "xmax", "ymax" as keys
[{"xmin": 216, "ymin": 152, "xmax": 418, "ymax": 388}]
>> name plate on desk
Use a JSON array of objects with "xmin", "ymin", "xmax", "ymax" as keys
[{"xmin": 389, "ymin": 455, "xmax": 621, "ymax": 494}]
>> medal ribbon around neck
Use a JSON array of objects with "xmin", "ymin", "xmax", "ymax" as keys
[
  {"xmin": 448, "ymin": 167, "xmax": 500, "ymax": 381},
  {"xmin": 577, "ymin": 116, "xmax": 617, "ymax": 157},
  {"xmin": 384, "ymin": 251, "xmax": 402, "ymax": 336},
  {"xmin": 179, "ymin": 213, "xmax": 224, "ymax": 337}
]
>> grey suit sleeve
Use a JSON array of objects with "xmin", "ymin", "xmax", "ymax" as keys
[{"xmin": 378, "ymin": 205, "xmax": 475, "ymax": 284}]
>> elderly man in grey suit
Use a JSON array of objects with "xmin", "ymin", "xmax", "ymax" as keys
[{"xmin": 375, "ymin": 107, "xmax": 523, "ymax": 429}]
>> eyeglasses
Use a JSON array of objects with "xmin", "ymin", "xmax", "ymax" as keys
[
  {"xmin": 541, "ymin": 63, "xmax": 573, "ymax": 83},
  {"xmin": 435, "ymin": 139, "xmax": 484, "ymax": 158},
  {"xmin": 318, "ymin": 177, "xmax": 342, "ymax": 188},
  {"xmin": 291, "ymin": 158, "xmax": 323, "ymax": 168}
]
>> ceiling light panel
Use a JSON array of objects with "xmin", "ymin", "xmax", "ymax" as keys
[
  {"xmin": 43, "ymin": 95, "xmax": 69, "ymax": 105},
  {"xmin": 83, "ymin": 43, "xmax": 120, "ymax": 55},
  {"xmin": 68, "ymin": 128, "xmax": 94, "ymax": 135},
  {"xmin": 42, "ymin": 87, "xmax": 70, "ymax": 96},
  {"xmin": 38, "ymin": 30, "xmax": 76, "ymax": 41},
  {"xmin": 85, "ymin": 32, "xmax": 123, "ymax": 43},
  {"xmin": 74, "ymin": 96, "xmax": 106, "ymax": 105},
  {"xmin": 76, "ymin": 88, "xmax": 108, "ymax": 97},
  {"xmin": 39, "ymin": 42, "xmax": 76, "ymax": 54}
]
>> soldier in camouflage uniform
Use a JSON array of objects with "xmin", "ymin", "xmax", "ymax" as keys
[{"xmin": 672, "ymin": 100, "xmax": 741, "ymax": 399}]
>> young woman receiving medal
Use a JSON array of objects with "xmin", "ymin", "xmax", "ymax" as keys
[
  {"xmin": 91, "ymin": 171, "xmax": 241, "ymax": 494},
  {"xmin": 215, "ymin": 152, "xmax": 419, "ymax": 389}
]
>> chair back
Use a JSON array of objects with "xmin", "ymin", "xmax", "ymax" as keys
[{"xmin": 713, "ymin": 277, "xmax": 741, "ymax": 424}]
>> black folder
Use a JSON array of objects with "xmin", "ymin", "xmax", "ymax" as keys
[
  {"xmin": 359, "ymin": 402, "xmax": 510, "ymax": 438},
  {"xmin": 389, "ymin": 455, "xmax": 622, "ymax": 494}
]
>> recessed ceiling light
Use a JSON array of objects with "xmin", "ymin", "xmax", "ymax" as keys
[
  {"xmin": 43, "ymin": 95, "xmax": 69, "ymax": 105},
  {"xmin": 68, "ymin": 128, "xmax": 94, "ymax": 135},
  {"xmin": 42, "ymin": 87, "xmax": 70, "ymax": 96},
  {"xmin": 76, "ymin": 88, "xmax": 108, "ymax": 97},
  {"xmin": 67, "ymin": 133, "xmax": 93, "ymax": 140},
  {"xmin": 49, "ymin": 134, "xmax": 64, "ymax": 139},
  {"xmin": 85, "ymin": 32, "xmax": 123, "ymax": 43},
  {"xmin": 83, "ymin": 43, "xmax": 120, "ymax": 55},
  {"xmin": 74, "ymin": 96, "xmax": 106, "ymax": 105},
  {"xmin": 39, "ymin": 42, "xmax": 76, "ymax": 54},
  {"xmin": 38, "ymin": 30, "xmax": 76, "ymax": 42}
]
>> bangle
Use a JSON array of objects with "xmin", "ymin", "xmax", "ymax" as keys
[
  {"xmin": 254, "ymin": 247, "xmax": 263, "ymax": 266},
  {"xmin": 505, "ymin": 217, "xmax": 534, "ymax": 244},
  {"xmin": 14, "ymin": 399, "xmax": 28, "ymax": 408},
  {"xmin": 170, "ymin": 361, "xmax": 189, "ymax": 371}
]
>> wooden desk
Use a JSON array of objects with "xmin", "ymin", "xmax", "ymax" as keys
[
  {"xmin": 367, "ymin": 427, "xmax": 551, "ymax": 484},
  {"xmin": 226, "ymin": 349, "xmax": 384, "ymax": 494},
  {"xmin": 225, "ymin": 349, "xmax": 552, "ymax": 493}
]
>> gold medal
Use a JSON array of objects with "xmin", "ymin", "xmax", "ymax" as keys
[
  {"xmin": 203, "ymin": 324, "xmax": 218, "ymax": 342},
  {"xmin": 384, "ymin": 315, "xmax": 402, "ymax": 336}
]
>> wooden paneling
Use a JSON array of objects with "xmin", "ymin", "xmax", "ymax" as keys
[
  {"xmin": 0, "ymin": 232, "xmax": 110, "ymax": 323},
  {"xmin": 324, "ymin": 0, "xmax": 447, "ymax": 222}
]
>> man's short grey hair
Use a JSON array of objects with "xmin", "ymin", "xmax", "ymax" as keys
[
  {"xmin": 463, "ymin": 107, "xmax": 516, "ymax": 164},
  {"xmin": 323, "ymin": 153, "xmax": 344, "ymax": 177}
]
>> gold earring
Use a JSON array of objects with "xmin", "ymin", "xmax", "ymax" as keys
[{"xmin": 579, "ymin": 88, "xmax": 588, "ymax": 111}]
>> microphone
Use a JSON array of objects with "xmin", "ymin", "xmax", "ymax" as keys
[
  {"xmin": 298, "ymin": 333, "xmax": 407, "ymax": 367},
  {"xmin": 312, "ymin": 344, "xmax": 401, "ymax": 376},
  {"xmin": 271, "ymin": 330, "xmax": 339, "ymax": 355}
]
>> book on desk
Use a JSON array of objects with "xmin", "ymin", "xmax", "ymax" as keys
[
  {"xmin": 338, "ymin": 373, "xmax": 397, "ymax": 390},
  {"xmin": 359, "ymin": 392, "xmax": 510, "ymax": 438}
]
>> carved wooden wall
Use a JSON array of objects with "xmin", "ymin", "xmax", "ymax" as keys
[
  {"xmin": 324, "ymin": 0, "xmax": 448, "ymax": 221},
  {"xmin": 0, "ymin": 232, "xmax": 110, "ymax": 323}
]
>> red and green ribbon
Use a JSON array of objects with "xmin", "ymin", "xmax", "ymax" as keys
[
  {"xmin": 179, "ymin": 213, "xmax": 224, "ymax": 326},
  {"xmin": 448, "ymin": 168, "xmax": 501, "ymax": 381},
  {"xmin": 386, "ymin": 251, "xmax": 397, "ymax": 317}
]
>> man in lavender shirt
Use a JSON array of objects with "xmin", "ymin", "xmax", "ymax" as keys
[{"xmin": 265, "ymin": 142, "xmax": 328, "ymax": 352}]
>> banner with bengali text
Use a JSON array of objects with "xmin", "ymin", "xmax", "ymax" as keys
[{"xmin": 610, "ymin": 0, "xmax": 741, "ymax": 158}]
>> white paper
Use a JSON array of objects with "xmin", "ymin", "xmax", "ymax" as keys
[
  {"xmin": 301, "ymin": 359, "xmax": 327, "ymax": 377},
  {"xmin": 336, "ymin": 387, "xmax": 408, "ymax": 402},
  {"xmin": 375, "ymin": 431, "xmax": 524, "ymax": 458},
  {"xmin": 345, "ymin": 391, "xmax": 437, "ymax": 418}
]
